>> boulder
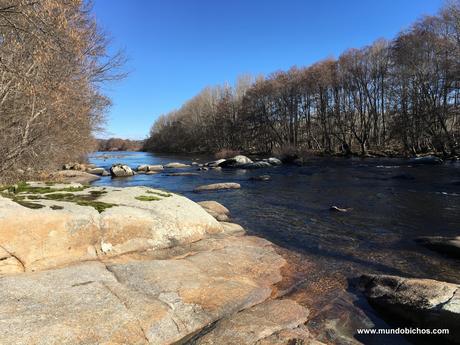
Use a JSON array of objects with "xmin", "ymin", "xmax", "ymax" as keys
[
  {"xmin": 360, "ymin": 274, "xmax": 460, "ymax": 343},
  {"xmin": 195, "ymin": 299, "xmax": 312, "ymax": 345},
  {"xmin": 409, "ymin": 156, "xmax": 443, "ymax": 165},
  {"xmin": 0, "ymin": 186, "xmax": 223, "ymax": 272},
  {"xmin": 197, "ymin": 201, "xmax": 231, "ymax": 222},
  {"xmin": 110, "ymin": 164, "xmax": 134, "ymax": 177},
  {"xmin": 219, "ymin": 155, "xmax": 253, "ymax": 168},
  {"xmin": 86, "ymin": 167, "xmax": 107, "ymax": 176},
  {"xmin": 197, "ymin": 200, "xmax": 230, "ymax": 216},
  {"xmin": 194, "ymin": 183, "xmax": 241, "ymax": 192},
  {"xmin": 267, "ymin": 157, "xmax": 282, "ymax": 166},
  {"xmin": 137, "ymin": 164, "xmax": 164, "ymax": 172},
  {"xmin": 164, "ymin": 162, "xmax": 190, "ymax": 168},
  {"xmin": 0, "ymin": 235, "xmax": 287, "ymax": 345},
  {"xmin": 415, "ymin": 236, "xmax": 460, "ymax": 259}
]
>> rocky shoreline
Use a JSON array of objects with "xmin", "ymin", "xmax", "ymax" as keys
[
  {"xmin": 0, "ymin": 182, "xmax": 328, "ymax": 344},
  {"xmin": 1, "ymin": 155, "xmax": 459, "ymax": 344}
]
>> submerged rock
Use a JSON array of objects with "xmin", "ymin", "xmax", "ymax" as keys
[
  {"xmin": 415, "ymin": 236, "xmax": 460, "ymax": 259},
  {"xmin": 110, "ymin": 164, "xmax": 134, "ymax": 177},
  {"xmin": 390, "ymin": 173, "xmax": 415, "ymax": 180},
  {"xmin": 194, "ymin": 183, "xmax": 241, "ymax": 192},
  {"xmin": 241, "ymin": 161, "xmax": 272, "ymax": 169},
  {"xmin": 250, "ymin": 175, "xmax": 271, "ymax": 181},
  {"xmin": 166, "ymin": 172, "xmax": 199, "ymax": 176},
  {"xmin": 360, "ymin": 274, "xmax": 460, "ymax": 343}
]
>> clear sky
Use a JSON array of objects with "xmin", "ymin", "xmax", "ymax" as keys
[{"xmin": 92, "ymin": 0, "xmax": 444, "ymax": 140}]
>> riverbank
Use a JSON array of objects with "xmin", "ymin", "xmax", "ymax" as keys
[{"xmin": 1, "ymin": 152, "xmax": 459, "ymax": 344}]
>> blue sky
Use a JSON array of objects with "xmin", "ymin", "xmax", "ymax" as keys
[{"xmin": 92, "ymin": 0, "xmax": 444, "ymax": 139}]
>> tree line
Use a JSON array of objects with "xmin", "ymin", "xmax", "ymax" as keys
[
  {"xmin": 97, "ymin": 138, "xmax": 144, "ymax": 152},
  {"xmin": 144, "ymin": 2, "xmax": 460, "ymax": 158},
  {"xmin": 0, "ymin": 0, "xmax": 123, "ymax": 182}
]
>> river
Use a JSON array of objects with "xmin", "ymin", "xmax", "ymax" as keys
[{"xmin": 89, "ymin": 151, "xmax": 460, "ymax": 344}]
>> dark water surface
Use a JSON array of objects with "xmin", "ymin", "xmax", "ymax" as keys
[{"xmin": 89, "ymin": 151, "xmax": 460, "ymax": 343}]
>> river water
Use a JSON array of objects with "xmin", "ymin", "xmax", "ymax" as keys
[{"xmin": 89, "ymin": 151, "xmax": 460, "ymax": 344}]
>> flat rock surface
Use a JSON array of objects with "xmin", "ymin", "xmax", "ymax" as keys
[
  {"xmin": 195, "ymin": 299, "xmax": 313, "ymax": 345},
  {"xmin": 0, "ymin": 235, "xmax": 287, "ymax": 345}
]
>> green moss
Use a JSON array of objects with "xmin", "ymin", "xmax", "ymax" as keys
[
  {"xmin": 1, "ymin": 186, "xmax": 114, "ymax": 213},
  {"xmin": 5, "ymin": 182, "xmax": 88, "ymax": 194},
  {"xmin": 16, "ymin": 200, "xmax": 45, "ymax": 209},
  {"xmin": 89, "ymin": 190, "xmax": 107, "ymax": 197},
  {"xmin": 146, "ymin": 190, "xmax": 172, "ymax": 197},
  {"xmin": 76, "ymin": 200, "xmax": 115, "ymax": 213},
  {"xmin": 135, "ymin": 195, "xmax": 161, "ymax": 201}
]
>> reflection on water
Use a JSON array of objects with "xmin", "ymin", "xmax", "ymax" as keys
[{"xmin": 89, "ymin": 151, "xmax": 460, "ymax": 344}]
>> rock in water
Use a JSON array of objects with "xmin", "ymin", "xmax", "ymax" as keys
[
  {"xmin": 219, "ymin": 155, "xmax": 253, "ymax": 168},
  {"xmin": 194, "ymin": 183, "xmax": 241, "ymax": 192},
  {"xmin": 267, "ymin": 157, "xmax": 282, "ymax": 166},
  {"xmin": 198, "ymin": 200, "xmax": 230, "ymax": 221},
  {"xmin": 205, "ymin": 159, "xmax": 226, "ymax": 167},
  {"xmin": 164, "ymin": 162, "xmax": 190, "ymax": 168},
  {"xmin": 329, "ymin": 205, "xmax": 352, "ymax": 212},
  {"xmin": 110, "ymin": 164, "xmax": 134, "ymax": 177},
  {"xmin": 137, "ymin": 164, "xmax": 164, "ymax": 172},
  {"xmin": 86, "ymin": 167, "xmax": 107, "ymax": 176},
  {"xmin": 360, "ymin": 274, "xmax": 460, "ymax": 344},
  {"xmin": 415, "ymin": 236, "xmax": 460, "ymax": 259},
  {"xmin": 197, "ymin": 200, "xmax": 230, "ymax": 215},
  {"xmin": 409, "ymin": 156, "xmax": 443, "ymax": 165}
]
